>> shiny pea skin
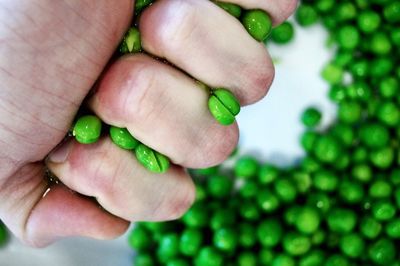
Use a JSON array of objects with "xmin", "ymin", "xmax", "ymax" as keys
[
  {"xmin": 214, "ymin": 1, "xmax": 242, "ymax": 18},
  {"xmin": 109, "ymin": 126, "xmax": 139, "ymax": 150},
  {"xmin": 242, "ymin": 9, "xmax": 272, "ymax": 42},
  {"xmin": 208, "ymin": 88, "xmax": 240, "ymax": 126},
  {"xmin": 73, "ymin": 115, "xmax": 102, "ymax": 144},
  {"xmin": 135, "ymin": 144, "xmax": 170, "ymax": 173},
  {"xmin": 120, "ymin": 27, "xmax": 141, "ymax": 54}
]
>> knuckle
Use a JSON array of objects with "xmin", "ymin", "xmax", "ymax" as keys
[{"xmin": 143, "ymin": 0, "xmax": 197, "ymax": 52}]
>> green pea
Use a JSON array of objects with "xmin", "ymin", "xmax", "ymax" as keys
[
  {"xmin": 301, "ymin": 131, "xmax": 318, "ymax": 152},
  {"xmin": 359, "ymin": 123, "xmax": 390, "ymax": 148},
  {"xmin": 327, "ymin": 208, "xmax": 357, "ymax": 234},
  {"xmin": 257, "ymin": 219, "xmax": 283, "ymax": 248},
  {"xmin": 357, "ymin": 10, "xmax": 381, "ymax": 33},
  {"xmin": 210, "ymin": 208, "xmax": 236, "ymax": 231},
  {"xmin": 369, "ymin": 180, "xmax": 392, "ymax": 198},
  {"xmin": 295, "ymin": 5, "xmax": 319, "ymax": 27},
  {"xmin": 239, "ymin": 223, "xmax": 257, "ymax": 248},
  {"xmin": 135, "ymin": 0, "xmax": 153, "ymax": 14},
  {"xmin": 314, "ymin": 135, "xmax": 342, "ymax": 164},
  {"xmin": 351, "ymin": 163, "xmax": 372, "ymax": 183},
  {"xmin": 307, "ymin": 192, "xmax": 332, "ymax": 213},
  {"xmin": 338, "ymin": 101, "xmax": 362, "ymax": 124},
  {"xmin": 377, "ymin": 101, "xmax": 400, "ymax": 126},
  {"xmin": 179, "ymin": 229, "xmax": 202, "ymax": 257},
  {"xmin": 213, "ymin": 227, "xmax": 238, "ymax": 252},
  {"xmin": 272, "ymin": 254, "xmax": 295, "ymax": 266},
  {"xmin": 72, "ymin": 115, "xmax": 102, "ymax": 144},
  {"xmin": 238, "ymin": 252, "xmax": 257, "ymax": 266},
  {"xmin": 239, "ymin": 179, "xmax": 258, "ymax": 198},
  {"xmin": 157, "ymin": 233, "xmax": 179, "ymax": 263},
  {"xmin": 284, "ymin": 206, "xmax": 301, "ymax": 226},
  {"xmin": 336, "ymin": 2, "xmax": 357, "ymax": 21},
  {"xmin": 383, "ymin": 2, "xmax": 400, "ymax": 23},
  {"xmin": 337, "ymin": 25, "xmax": 360, "ymax": 50},
  {"xmin": 370, "ymin": 32, "xmax": 392, "ymax": 55},
  {"xmin": 313, "ymin": 170, "xmax": 338, "ymax": 192},
  {"xmin": 379, "ymin": 77, "xmax": 399, "ymax": 98},
  {"xmin": 339, "ymin": 233, "xmax": 365, "ymax": 258},
  {"xmin": 346, "ymin": 81, "xmax": 371, "ymax": 102},
  {"xmin": 259, "ymin": 249, "xmax": 274, "ymax": 265},
  {"xmin": 167, "ymin": 259, "xmax": 189, "ymax": 266},
  {"xmin": 128, "ymin": 225, "xmax": 152, "ymax": 251},
  {"xmin": 370, "ymin": 146, "xmax": 394, "ymax": 169},
  {"xmin": 208, "ymin": 88, "xmax": 240, "ymax": 126},
  {"xmin": 0, "ymin": 224, "xmax": 8, "ymax": 247},
  {"xmin": 324, "ymin": 255, "xmax": 349, "ymax": 266},
  {"xmin": 135, "ymin": 144, "xmax": 170, "ymax": 173},
  {"xmin": 295, "ymin": 207, "xmax": 321, "ymax": 234},
  {"xmin": 271, "ymin": 22, "xmax": 295, "ymax": 44},
  {"xmin": 361, "ymin": 216, "xmax": 382, "ymax": 239},
  {"xmin": 242, "ymin": 9, "xmax": 272, "ymax": 42},
  {"xmin": 234, "ymin": 155, "xmax": 259, "ymax": 178},
  {"xmin": 206, "ymin": 175, "xmax": 233, "ymax": 198},
  {"xmin": 214, "ymin": 1, "xmax": 242, "ymax": 18},
  {"xmin": 311, "ymin": 230, "xmax": 326, "ymax": 246},
  {"xmin": 368, "ymin": 238, "xmax": 396, "ymax": 265},
  {"xmin": 301, "ymin": 107, "xmax": 322, "ymax": 128},
  {"xmin": 372, "ymin": 200, "xmax": 396, "ymax": 221},
  {"xmin": 194, "ymin": 183, "xmax": 207, "ymax": 202},
  {"xmin": 194, "ymin": 247, "xmax": 224, "ymax": 266},
  {"xmin": 385, "ymin": 219, "xmax": 400, "ymax": 239},
  {"xmin": 134, "ymin": 253, "xmax": 155, "ymax": 266},
  {"xmin": 321, "ymin": 63, "xmax": 344, "ymax": 85},
  {"xmin": 339, "ymin": 180, "xmax": 364, "ymax": 204},
  {"xmin": 257, "ymin": 189, "xmax": 280, "ymax": 213},
  {"xmin": 258, "ymin": 164, "xmax": 279, "ymax": 184},
  {"xmin": 370, "ymin": 57, "xmax": 394, "ymax": 78},
  {"xmin": 292, "ymin": 171, "xmax": 312, "ymax": 193},
  {"xmin": 350, "ymin": 60, "xmax": 369, "ymax": 79},
  {"xmin": 328, "ymin": 85, "xmax": 347, "ymax": 103},
  {"xmin": 239, "ymin": 200, "xmax": 260, "ymax": 221},
  {"xmin": 283, "ymin": 232, "xmax": 311, "ymax": 256},
  {"xmin": 182, "ymin": 203, "xmax": 208, "ymax": 228},
  {"xmin": 109, "ymin": 126, "xmax": 139, "ymax": 150},
  {"xmin": 301, "ymin": 156, "xmax": 321, "ymax": 173},
  {"xmin": 119, "ymin": 27, "xmax": 141, "ymax": 54},
  {"xmin": 299, "ymin": 250, "xmax": 325, "ymax": 266},
  {"xmin": 331, "ymin": 123, "xmax": 354, "ymax": 146}
]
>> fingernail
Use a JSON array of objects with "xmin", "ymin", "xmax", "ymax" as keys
[{"xmin": 48, "ymin": 141, "xmax": 73, "ymax": 164}]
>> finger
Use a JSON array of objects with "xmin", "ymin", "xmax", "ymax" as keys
[
  {"xmin": 89, "ymin": 54, "xmax": 239, "ymax": 168},
  {"xmin": 46, "ymin": 137, "xmax": 196, "ymax": 222},
  {"xmin": 139, "ymin": 0, "xmax": 274, "ymax": 105},
  {"xmin": 0, "ymin": 163, "xmax": 128, "ymax": 247},
  {"xmin": 218, "ymin": 0, "xmax": 298, "ymax": 25}
]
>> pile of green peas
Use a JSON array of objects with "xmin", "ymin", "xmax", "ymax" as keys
[
  {"xmin": 127, "ymin": 0, "xmax": 400, "ymax": 266},
  {"xmin": 70, "ymin": 0, "xmax": 273, "ymax": 173}
]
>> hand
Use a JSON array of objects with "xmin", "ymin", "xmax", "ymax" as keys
[{"xmin": 0, "ymin": 0, "xmax": 297, "ymax": 247}]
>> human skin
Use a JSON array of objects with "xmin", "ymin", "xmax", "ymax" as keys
[{"xmin": 0, "ymin": 0, "xmax": 297, "ymax": 247}]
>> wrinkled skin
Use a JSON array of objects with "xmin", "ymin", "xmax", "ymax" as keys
[{"xmin": 0, "ymin": 0, "xmax": 297, "ymax": 247}]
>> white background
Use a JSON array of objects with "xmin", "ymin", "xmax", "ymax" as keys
[{"xmin": 0, "ymin": 23, "xmax": 336, "ymax": 266}]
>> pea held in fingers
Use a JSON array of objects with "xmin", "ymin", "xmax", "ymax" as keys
[
  {"xmin": 72, "ymin": 115, "xmax": 102, "ymax": 144},
  {"xmin": 135, "ymin": 143, "xmax": 170, "ymax": 173},
  {"xmin": 208, "ymin": 88, "xmax": 240, "ymax": 126},
  {"xmin": 119, "ymin": 27, "xmax": 141, "ymax": 54},
  {"xmin": 109, "ymin": 126, "xmax": 140, "ymax": 150},
  {"xmin": 242, "ymin": 9, "xmax": 272, "ymax": 42}
]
